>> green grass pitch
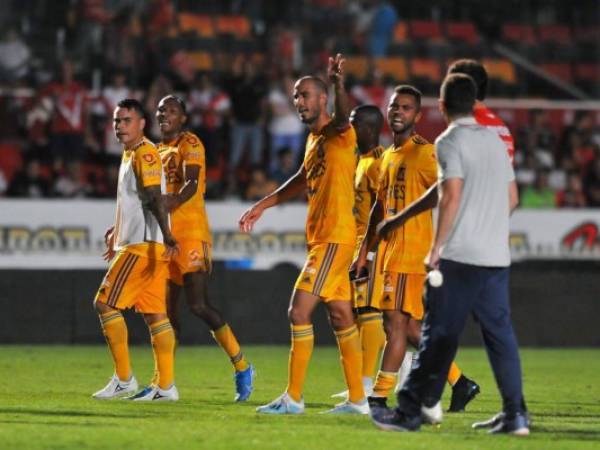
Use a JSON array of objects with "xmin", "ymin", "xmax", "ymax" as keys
[{"xmin": 0, "ymin": 346, "xmax": 599, "ymax": 449}]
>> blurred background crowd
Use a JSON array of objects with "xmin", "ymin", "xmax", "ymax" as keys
[{"xmin": 0, "ymin": 0, "xmax": 598, "ymax": 207}]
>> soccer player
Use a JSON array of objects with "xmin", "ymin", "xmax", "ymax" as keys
[
  {"xmin": 332, "ymin": 105, "xmax": 387, "ymax": 400},
  {"xmin": 371, "ymin": 73, "xmax": 529, "ymax": 435},
  {"xmin": 374, "ymin": 60, "xmax": 515, "ymax": 414},
  {"xmin": 239, "ymin": 54, "xmax": 368, "ymax": 414},
  {"xmin": 355, "ymin": 86, "xmax": 479, "ymax": 414},
  {"xmin": 156, "ymin": 95, "xmax": 254, "ymax": 402},
  {"xmin": 92, "ymin": 99, "xmax": 179, "ymax": 401}
]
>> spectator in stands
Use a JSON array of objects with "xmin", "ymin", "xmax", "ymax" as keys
[
  {"xmin": 557, "ymin": 110, "xmax": 595, "ymax": 165},
  {"xmin": 40, "ymin": 59, "xmax": 89, "ymax": 168},
  {"xmin": 367, "ymin": 0, "xmax": 398, "ymax": 57},
  {"xmin": 270, "ymin": 147, "xmax": 299, "ymax": 186},
  {"xmin": 556, "ymin": 171, "xmax": 587, "ymax": 208},
  {"xmin": 0, "ymin": 28, "xmax": 32, "ymax": 84},
  {"xmin": 225, "ymin": 59, "xmax": 268, "ymax": 194},
  {"xmin": 188, "ymin": 73, "xmax": 231, "ymax": 168},
  {"xmin": 53, "ymin": 160, "xmax": 91, "ymax": 197},
  {"xmin": 520, "ymin": 169, "xmax": 556, "ymax": 208},
  {"xmin": 7, "ymin": 159, "xmax": 50, "ymax": 198},
  {"xmin": 583, "ymin": 155, "xmax": 600, "ymax": 207},
  {"xmin": 518, "ymin": 109, "xmax": 556, "ymax": 156},
  {"xmin": 267, "ymin": 76, "xmax": 304, "ymax": 170},
  {"xmin": 244, "ymin": 166, "xmax": 278, "ymax": 202}
]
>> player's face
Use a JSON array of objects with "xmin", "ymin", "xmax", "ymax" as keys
[
  {"xmin": 156, "ymin": 98, "xmax": 186, "ymax": 136},
  {"xmin": 293, "ymin": 80, "xmax": 324, "ymax": 124},
  {"xmin": 113, "ymin": 107, "xmax": 145, "ymax": 147},
  {"xmin": 387, "ymin": 93, "xmax": 421, "ymax": 134},
  {"xmin": 349, "ymin": 109, "xmax": 371, "ymax": 149}
]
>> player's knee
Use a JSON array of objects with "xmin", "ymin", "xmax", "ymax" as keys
[
  {"xmin": 189, "ymin": 299, "xmax": 210, "ymax": 318},
  {"xmin": 328, "ymin": 308, "xmax": 354, "ymax": 329},
  {"xmin": 288, "ymin": 306, "xmax": 311, "ymax": 325},
  {"xmin": 94, "ymin": 300, "xmax": 113, "ymax": 315}
]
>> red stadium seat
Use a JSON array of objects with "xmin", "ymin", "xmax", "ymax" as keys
[
  {"xmin": 538, "ymin": 25, "xmax": 572, "ymax": 45},
  {"xmin": 540, "ymin": 63, "xmax": 573, "ymax": 83},
  {"xmin": 502, "ymin": 24, "xmax": 537, "ymax": 45},
  {"xmin": 446, "ymin": 22, "xmax": 479, "ymax": 45},
  {"xmin": 574, "ymin": 63, "xmax": 599, "ymax": 81},
  {"xmin": 187, "ymin": 51, "xmax": 214, "ymax": 71},
  {"xmin": 409, "ymin": 58, "xmax": 442, "ymax": 83},
  {"xmin": 574, "ymin": 26, "xmax": 599, "ymax": 43},
  {"xmin": 408, "ymin": 20, "xmax": 444, "ymax": 41}
]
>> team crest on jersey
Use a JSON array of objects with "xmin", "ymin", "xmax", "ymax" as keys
[
  {"xmin": 143, "ymin": 153, "xmax": 156, "ymax": 165},
  {"xmin": 189, "ymin": 249, "xmax": 205, "ymax": 267},
  {"xmin": 186, "ymin": 135, "xmax": 200, "ymax": 147}
]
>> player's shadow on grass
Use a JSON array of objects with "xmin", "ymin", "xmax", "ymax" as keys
[{"xmin": 0, "ymin": 407, "xmax": 163, "ymax": 419}]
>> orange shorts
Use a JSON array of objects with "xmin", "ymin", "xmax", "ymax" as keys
[
  {"xmin": 353, "ymin": 245, "xmax": 385, "ymax": 310},
  {"xmin": 95, "ymin": 250, "xmax": 169, "ymax": 314},
  {"xmin": 378, "ymin": 272, "xmax": 426, "ymax": 319},
  {"xmin": 294, "ymin": 242, "xmax": 354, "ymax": 302},
  {"xmin": 169, "ymin": 240, "xmax": 212, "ymax": 286}
]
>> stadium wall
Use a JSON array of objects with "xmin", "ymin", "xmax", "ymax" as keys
[{"xmin": 1, "ymin": 260, "xmax": 599, "ymax": 346}]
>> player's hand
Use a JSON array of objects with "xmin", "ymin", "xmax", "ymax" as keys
[
  {"xmin": 103, "ymin": 226, "xmax": 116, "ymax": 261},
  {"xmin": 162, "ymin": 234, "xmax": 180, "ymax": 259},
  {"xmin": 424, "ymin": 246, "xmax": 441, "ymax": 271},
  {"xmin": 162, "ymin": 194, "xmax": 179, "ymax": 212},
  {"xmin": 238, "ymin": 203, "xmax": 265, "ymax": 233},
  {"xmin": 327, "ymin": 53, "xmax": 345, "ymax": 85},
  {"xmin": 349, "ymin": 254, "xmax": 369, "ymax": 284},
  {"xmin": 104, "ymin": 225, "xmax": 115, "ymax": 247}
]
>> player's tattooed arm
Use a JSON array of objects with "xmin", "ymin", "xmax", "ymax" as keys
[
  {"xmin": 163, "ymin": 165, "xmax": 200, "ymax": 211},
  {"xmin": 239, "ymin": 166, "xmax": 307, "ymax": 233},
  {"xmin": 144, "ymin": 185, "xmax": 179, "ymax": 254},
  {"xmin": 328, "ymin": 53, "xmax": 351, "ymax": 131}
]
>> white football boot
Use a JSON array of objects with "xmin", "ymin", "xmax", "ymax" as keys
[{"xmin": 92, "ymin": 374, "xmax": 138, "ymax": 399}]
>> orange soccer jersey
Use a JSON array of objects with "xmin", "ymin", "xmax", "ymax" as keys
[
  {"xmin": 158, "ymin": 131, "xmax": 211, "ymax": 243},
  {"xmin": 304, "ymin": 123, "xmax": 357, "ymax": 246},
  {"xmin": 377, "ymin": 135, "xmax": 438, "ymax": 274},
  {"xmin": 354, "ymin": 145, "xmax": 385, "ymax": 248}
]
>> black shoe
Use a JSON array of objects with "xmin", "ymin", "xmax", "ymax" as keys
[
  {"xmin": 370, "ymin": 406, "xmax": 422, "ymax": 432},
  {"xmin": 367, "ymin": 396, "xmax": 388, "ymax": 409},
  {"xmin": 488, "ymin": 412, "xmax": 530, "ymax": 436},
  {"xmin": 448, "ymin": 375, "xmax": 480, "ymax": 412}
]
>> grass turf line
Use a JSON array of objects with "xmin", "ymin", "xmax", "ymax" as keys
[{"xmin": 0, "ymin": 346, "xmax": 599, "ymax": 449}]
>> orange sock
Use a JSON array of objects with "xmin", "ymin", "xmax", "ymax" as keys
[
  {"xmin": 447, "ymin": 362, "xmax": 462, "ymax": 386},
  {"xmin": 149, "ymin": 319, "xmax": 175, "ymax": 389},
  {"xmin": 99, "ymin": 310, "xmax": 130, "ymax": 381},
  {"xmin": 372, "ymin": 370, "xmax": 397, "ymax": 398},
  {"xmin": 335, "ymin": 325, "xmax": 364, "ymax": 403},
  {"xmin": 212, "ymin": 323, "xmax": 249, "ymax": 372},
  {"xmin": 286, "ymin": 324, "xmax": 314, "ymax": 402},
  {"xmin": 357, "ymin": 312, "xmax": 385, "ymax": 379}
]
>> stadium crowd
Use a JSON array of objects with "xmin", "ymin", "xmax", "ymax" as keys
[{"xmin": 0, "ymin": 0, "xmax": 598, "ymax": 206}]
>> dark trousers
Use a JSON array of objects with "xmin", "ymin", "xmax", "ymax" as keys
[{"xmin": 398, "ymin": 259, "xmax": 526, "ymax": 418}]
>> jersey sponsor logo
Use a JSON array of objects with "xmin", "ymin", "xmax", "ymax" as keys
[
  {"xmin": 142, "ymin": 169, "xmax": 161, "ymax": 178},
  {"xmin": 186, "ymin": 151, "xmax": 201, "ymax": 160}
]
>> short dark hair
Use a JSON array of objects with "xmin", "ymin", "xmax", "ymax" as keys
[
  {"xmin": 447, "ymin": 59, "xmax": 488, "ymax": 101},
  {"xmin": 393, "ymin": 85, "xmax": 422, "ymax": 110},
  {"xmin": 353, "ymin": 104, "xmax": 384, "ymax": 134},
  {"xmin": 297, "ymin": 76, "xmax": 328, "ymax": 95},
  {"xmin": 160, "ymin": 94, "xmax": 188, "ymax": 115},
  {"xmin": 117, "ymin": 98, "xmax": 145, "ymax": 119},
  {"xmin": 441, "ymin": 74, "xmax": 477, "ymax": 117}
]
